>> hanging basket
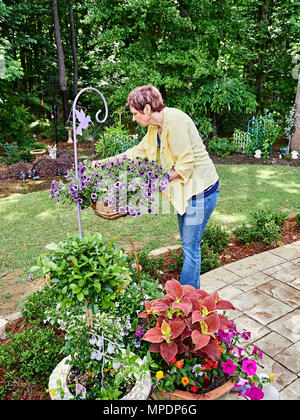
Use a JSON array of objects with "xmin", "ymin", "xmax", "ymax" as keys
[{"xmin": 91, "ymin": 200, "xmax": 128, "ymax": 220}]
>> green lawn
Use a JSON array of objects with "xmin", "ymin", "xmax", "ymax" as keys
[{"xmin": 1, "ymin": 164, "xmax": 300, "ymax": 276}]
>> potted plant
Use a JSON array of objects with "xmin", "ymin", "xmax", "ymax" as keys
[
  {"xmin": 48, "ymin": 312, "xmax": 152, "ymax": 400},
  {"xmin": 50, "ymin": 156, "xmax": 169, "ymax": 219},
  {"xmin": 138, "ymin": 279, "xmax": 272, "ymax": 400},
  {"xmin": 31, "ymin": 232, "xmax": 152, "ymax": 400}
]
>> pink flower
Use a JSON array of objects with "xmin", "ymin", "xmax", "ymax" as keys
[
  {"xmin": 222, "ymin": 359, "xmax": 237, "ymax": 376},
  {"xmin": 131, "ymin": 263, "xmax": 142, "ymax": 271},
  {"xmin": 241, "ymin": 359, "xmax": 257, "ymax": 376},
  {"xmin": 252, "ymin": 346, "xmax": 263, "ymax": 359},
  {"xmin": 246, "ymin": 385, "xmax": 264, "ymax": 400}
]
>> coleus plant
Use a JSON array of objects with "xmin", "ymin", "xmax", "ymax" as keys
[{"xmin": 138, "ymin": 279, "xmax": 235, "ymax": 363}]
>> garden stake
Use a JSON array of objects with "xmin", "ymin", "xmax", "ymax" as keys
[
  {"xmin": 71, "ymin": 87, "xmax": 108, "ymax": 237},
  {"xmin": 129, "ymin": 235, "xmax": 150, "ymax": 327}
]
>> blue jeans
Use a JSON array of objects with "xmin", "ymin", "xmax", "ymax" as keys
[{"xmin": 177, "ymin": 190, "xmax": 219, "ymax": 290}]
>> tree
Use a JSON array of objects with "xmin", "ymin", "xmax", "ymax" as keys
[
  {"xmin": 290, "ymin": 70, "xmax": 300, "ymax": 152},
  {"xmin": 52, "ymin": 0, "xmax": 68, "ymax": 121},
  {"xmin": 69, "ymin": 0, "xmax": 78, "ymax": 98}
]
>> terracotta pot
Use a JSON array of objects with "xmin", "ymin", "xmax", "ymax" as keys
[{"xmin": 152, "ymin": 380, "xmax": 234, "ymax": 401}]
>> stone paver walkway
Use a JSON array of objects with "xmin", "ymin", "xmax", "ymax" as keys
[{"xmin": 200, "ymin": 240, "xmax": 300, "ymax": 400}]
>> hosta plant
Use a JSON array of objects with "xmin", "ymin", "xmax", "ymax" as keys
[{"xmin": 139, "ymin": 279, "xmax": 272, "ymax": 400}]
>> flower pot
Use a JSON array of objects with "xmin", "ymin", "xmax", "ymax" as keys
[
  {"xmin": 151, "ymin": 380, "xmax": 234, "ymax": 401},
  {"xmin": 48, "ymin": 355, "xmax": 152, "ymax": 400}
]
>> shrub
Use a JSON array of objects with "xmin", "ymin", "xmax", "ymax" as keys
[
  {"xmin": 21, "ymin": 286, "xmax": 57, "ymax": 323},
  {"xmin": 297, "ymin": 214, "xmax": 300, "ymax": 229},
  {"xmin": 31, "ymin": 231, "xmax": 132, "ymax": 313},
  {"xmin": 6, "ymin": 160, "xmax": 33, "ymax": 180},
  {"xmin": 232, "ymin": 208, "xmax": 287, "ymax": 245},
  {"xmin": 95, "ymin": 123, "xmax": 138, "ymax": 159},
  {"xmin": 0, "ymin": 323, "xmax": 66, "ymax": 383},
  {"xmin": 207, "ymin": 137, "xmax": 239, "ymax": 157},
  {"xmin": 201, "ymin": 223, "xmax": 230, "ymax": 254}
]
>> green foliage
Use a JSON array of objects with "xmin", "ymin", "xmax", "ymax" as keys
[
  {"xmin": 0, "ymin": 322, "xmax": 66, "ymax": 383},
  {"xmin": 207, "ymin": 137, "xmax": 239, "ymax": 157},
  {"xmin": 201, "ymin": 223, "xmax": 230, "ymax": 254},
  {"xmin": 232, "ymin": 208, "xmax": 288, "ymax": 245},
  {"xmin": 30, "ymin": 232, "xmax": 132, "ymax": 313},
  {"xmin": 296, "ymin": 214, "xmax": 300, "ymax": 229},
  {"xmin": 95, "ymin": 123, "xmax": 138, "ymax": 159},
  {"xmin": 21, "ymin": 286, "xmax": 57, "ymax": 323}
]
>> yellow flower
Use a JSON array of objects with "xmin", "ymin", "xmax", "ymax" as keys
[
  {"xmin": 156, "ymin": 370, "xmax": 164, "ymax": 380},
  {"xmin": 49, "ymin": 389, "xmax": 56, "ymax": 397},
  {"xmin": 181, "ymin": 376, "xmax": 190, "ymax": 386},
  {"xmin": 269, "ymin": 373, "xmax": 275, "ymax": 382}
]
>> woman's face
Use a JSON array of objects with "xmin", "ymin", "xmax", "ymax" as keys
[{"xmin": 130, "ymin": 105, "xmax": 151, "ymax": 127}]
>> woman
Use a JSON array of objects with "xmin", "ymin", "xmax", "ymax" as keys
[{"xmin": 94, "ymin": 85, "xmax": 219, "ymax": 289}]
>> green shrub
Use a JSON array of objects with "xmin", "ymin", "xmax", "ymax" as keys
[
  {"xmin": 201, "ymin": 223, "xmax": 230, "ymax": 254},
  {"xmin": 207, "ymin": 137, "xmax": 239, "ymax": 157},
  {"xmin": 95, "ymin": 123, "xmax": 138, "ymax": 158},
  {"xmin": 0, "ymin": 323, "xmax": 66, "ymax": 383},
  {"xmin": 21, "ymin": 286, "xmax": 57, "ymax": 323},
  {"xmin": 296, "ymin": 214, "xmax": 300, "ymax": 229},
  {"xmin": 201, "ymin": 243, "xmax": 220, "ymax": 274},
  {"xmin": 232, "ymin": 208, "xmax": 287, "ymax": 245},
  {"xmin": 31, "ymin": 232, "xmax": 132, "ymax": 313}
]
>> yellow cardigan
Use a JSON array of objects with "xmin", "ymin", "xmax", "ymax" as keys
[{"xmin": 126, "ymin": 107, "xmax": 219, "ymax": 215}]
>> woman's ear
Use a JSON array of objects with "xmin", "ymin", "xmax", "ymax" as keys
[{"xmin": 143, "ymin": 104, "xmax": 152, "ymax": 115}]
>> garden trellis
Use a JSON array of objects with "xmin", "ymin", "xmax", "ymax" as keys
[{"xmin": 233, "ymin": 114, "xmax": 273, "ymax": 156}]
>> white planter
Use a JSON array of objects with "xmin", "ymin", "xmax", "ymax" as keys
[{"xmin": 48, "ymin": 355, "xmax": 152, "ymax": 400}]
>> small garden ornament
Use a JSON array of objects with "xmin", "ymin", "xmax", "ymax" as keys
[
  {"xmin": 291, "ymin": 150, "xmax": 299, "ymax": 159},
  {"xmin": 254, "ymin": 149, "xmax": 262, "ymax": 158}
]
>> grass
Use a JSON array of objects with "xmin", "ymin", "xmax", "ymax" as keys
[{"xmin": 1, "ymin": 164, "xmax": 300, "ymax": 277}]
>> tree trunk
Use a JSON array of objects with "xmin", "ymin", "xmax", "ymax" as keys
[
  {"xmin": 290, "ymin": 71, "xmax": 300, "ymax": 153},
  {"xmin": 52, "ymin": 0, "xmax": 68, "ymax": 122},
  {"xmin": 255, "ymin": 0, "xmax": 271, "ymax": 110},
  {"xmin": 69, "ymin": 2, "xmax": 78, "ymax": 98}
]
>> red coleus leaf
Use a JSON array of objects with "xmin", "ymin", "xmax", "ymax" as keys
[
  {"xmin": 201, "ymin": 340, "xmax": 221, "ymax": 361},
  {"xmin": 201, "ymin": 295, "xmax": 216, "ymax": 312},
  {"xmin": 216, "ymin": 300, "xmax": 235, "ymax": 310},
  {"xmin": 172, "ymin": 296, "xmax": 192, "ymax": 316},
  {"xmin": 191, "ymin": 330, "xmax": 210, "ymax": 351},
  {"xmin": 160, "ymin": 342, "xmax": 178, "ymax": 363},
  {"xmin": 192, "ymin": 310, "xmax": 205, "ymax": 324},
  {"xmin": 165, "ymin": 279, "xmax": 184, "ymax": 301},
  {"xmin": 150, "ymin": 299, "xmax": 170, "ymax": 312},
  {"xmin": 219, "ymin": 314, "xmax": 232, "ymax": 330},
  {"xmin": 149, "ymin": 343, "xmax": 161, "ymax": 352},
  {"xmin": 205, "ymin": 314, "xmax": 220, "ymax": 333},
  {"xmin": 161, "ymin": 319, "xmax": 172, "ymax": 338},
  {"xmin": 169, "ymin": 320, "xmax": 186, "ymax": 339},
  {"xmin": 143, "ymin": 327, "xmax": 163, "ymax": 343}
]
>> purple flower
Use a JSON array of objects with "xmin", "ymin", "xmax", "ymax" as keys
[
  {"xmin": 221, "ymin": 359, "xmax": 237, "ymax": 375},
  {"xmin": 241, "ymin": 358, "xmax": 257, "ymax": 376},
  {"xmin": 91, "ymin": 193, "xmax": 97, "ymax": 200},
  {"xmin": 28, "ymin": 273, "xmax": 33, "ymax": 281}
]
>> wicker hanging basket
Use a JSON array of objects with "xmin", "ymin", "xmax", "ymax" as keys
[{"xmin": 91, "ymin": 200, "xmax": 128, "ymax": 220}]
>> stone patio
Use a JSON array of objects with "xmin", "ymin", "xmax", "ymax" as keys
[{"xmin": 200, "ymin": 240, "xmax": 300, "ymax": 400}]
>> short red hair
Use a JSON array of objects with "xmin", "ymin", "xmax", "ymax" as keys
[{"xmin": 126, "ymin": 85, "xmax": 165, "ymax": 113}]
